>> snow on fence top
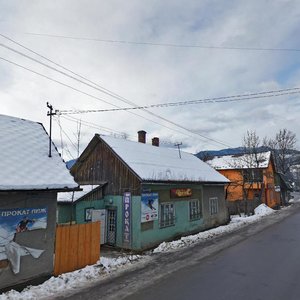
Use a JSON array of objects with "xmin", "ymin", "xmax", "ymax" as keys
[
  {"xmin": 101, "ymin": 135, "xmax": 229, "ymax": 183},
  {"xmin": 206, "ymin": 151, "xmax": 271, "ymax": 170},
  {"xmin": 0, "ymin": 114, "xmax": 78, "ymax": 191}
]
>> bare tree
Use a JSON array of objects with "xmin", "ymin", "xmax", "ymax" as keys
[
  {"xmin": 228, "ymin": 130, "xmax": 265, "ymax": 215},
  {"xmin": 264, "ymin": 128, "xmax": 296, "ymax": 174},
  {"xmin": 243, "ymin": 130, "xmax": 262, "ymax": 168},
  {"xmin": 241, "ymin": 130, "xmax": 265, "ymax": 214}
]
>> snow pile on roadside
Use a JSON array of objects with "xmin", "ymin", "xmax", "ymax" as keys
[
  {"xmin": 100, "ymin": 255, "xmax": 142, "ymax": 270},
  {"xmin": 0, "ymin": 255, "xmax": 142, "ymax": 300},
  {"xmin": 254, "ymin": 204, "xmax": 274, "ymax": 215},
  {"xmin": 0, "ymin": 203, "xmax": 279, "ymax": 299},
  {"xmin": 153, "ymin": 204, "xmax": 275, "ymax": 253},
  {"xmin": 289, "ymin": 192, "xmax": 300, "ymax": 204}
]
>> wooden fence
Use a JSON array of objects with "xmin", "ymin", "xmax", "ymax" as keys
[{"xmin": 54, "ymin": 222, "xmax": 101, "ymax": 276}]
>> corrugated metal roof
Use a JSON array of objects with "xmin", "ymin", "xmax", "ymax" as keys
[{"xmin": 0, "ymin": 114, "xmax": 78, "ymax": 191}]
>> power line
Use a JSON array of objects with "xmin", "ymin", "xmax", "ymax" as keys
[
  {"xmin": 60, "ymin": 114, "xmax": 135, "ymax": 139},
  {"xmin": 23, "ymin": 32, "xmax": 300, "ymax": 53},
  {"xmin": 0, "ymin": 53, "xmax": 230, "ymax": 148},
  {"xmin": 0, "ymin": 34, "xmax": 236, "ymax": 148},
  {"xmin": 0, "ymin": 39, "xmax": 202, "ymax": 140},
  {"xmin": 58, "ymin": 88, "xmax": 300, "ymax": 115},
  {"xmin": 2, "ymin": 34, "xmax": 298, "ymax": 148},
  {"xmin": 0, "ymin": 33, "xmax": 101, "ymax": 91},
  {"xmin": 53, "ymin": 117, "xmax": 75, "ymax": 160},
  {"xmin": 61, "ymin": 114, "xmax": 195, "ymax": 149}
]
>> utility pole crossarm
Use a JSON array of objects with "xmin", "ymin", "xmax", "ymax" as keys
[{"xmin": 175, "ymin": 142, "xmax": 183, "ymax": 159}]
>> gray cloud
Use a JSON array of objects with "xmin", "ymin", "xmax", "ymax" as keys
[{"xmin": 1, "ymin": 0, "xmax": 300, "ymax": 158}]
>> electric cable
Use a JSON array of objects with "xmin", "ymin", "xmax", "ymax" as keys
[
  {"xmin": 23, "ymin": 32, "xmax": 300, "ymax": 52},
  {"xmin": 0, "ymin": 36, "xmax": 232, "ymax": 147}
]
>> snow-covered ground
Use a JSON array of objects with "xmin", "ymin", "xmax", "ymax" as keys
[{"xmin": 0, "ymin": 202, "xmax": 299, "ymax": 300}]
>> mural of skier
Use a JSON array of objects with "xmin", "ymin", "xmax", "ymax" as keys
[
  {"xmin": 0, "ymin": 207, "xmax": 47, "ymax": 274},
  {"xmin": 141, "ymin": 193, "xmax": 159, "ymax": 223}
]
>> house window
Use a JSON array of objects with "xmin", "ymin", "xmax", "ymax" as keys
[
  {"xmin": 243, "ymin": 169, "xmax": 263, "ymax": 183},
  {"xmin": 160, "ymin": 203, "xmax": 175, "ymax": 228},
  {"xmin": 85, "ymin": 207, "xmax": 94, "ymax": 222},
  {"xmin": 189, "ymin": 199, "xmax": 202, "ymax": 221},
  {"xmin": 209, "ymin": 197, "xmax": 218, "ymax": 215}
]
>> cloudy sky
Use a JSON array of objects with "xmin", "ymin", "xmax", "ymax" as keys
[{"xmin": 1, "ymin": 0, "xmax": 300, "ymax": 160}]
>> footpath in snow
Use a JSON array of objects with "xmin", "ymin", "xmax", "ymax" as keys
[{"xmin": 0, "ymin": 201, "xmax": 299, "ymax": 300}]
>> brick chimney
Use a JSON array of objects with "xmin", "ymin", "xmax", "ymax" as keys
[
  {"xmin": 152, "ymin": 137, "xmax": 159, "ymax": 147},
  {"xmin": 138, "ymin": 130, "xmax": 146, "ymax": 143}
]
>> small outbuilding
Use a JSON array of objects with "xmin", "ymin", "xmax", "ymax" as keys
[
  {"xmin": 0, "ymin": 114, "xmax": 78, "ymax": 291},
  {"xmin": 70, "ymin": 131, "xmax": 229, "ymax": 251}
]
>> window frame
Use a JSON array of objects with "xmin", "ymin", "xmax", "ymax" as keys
[
  {"xmin": 84, "ymin": 207, "xmax": 94, "ymax": 222},
  {"xmin": 209, "ymin": 197, "xmax": 218, "ymax": 215},
  {"xmin": 189, "ymin": 199, "xmax": 202, "ymax": 221},
  {"xmin": 160, "ymin": 202, "xmax": 175, "ymax": 228}
]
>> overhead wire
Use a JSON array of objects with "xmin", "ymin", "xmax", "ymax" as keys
[
  {"xmin": 0, "ymin": 51, "xmax": 230, "ymax": 148},
  {"xmin": 60, "ymin": 115, "xmax": 136, "ymax": 139},
  {"xmin": 0, "ymin": 41, "xmax": 203, "ymax": 142},
  {"xmin": 57, "ymin": 115, "xmax": 65, "ymax": 158},
  {"xmin": 61, "ymin": 114, "xmax": 188, "ymax": 148},
  {"xmin": 0, "ymin": 34, "xmax": 233, "ymax": 147},
  {"xmin": 53, "ymin": 117, "xmax": 77, "ymax": 155},
  {"xmin": 23, "ymin": 32, "xmax": 300, "ymax": 52},
  {"xmin": 58, "ymin": 88, "xmax": 300, "ymax": 115},
  {"xmin": 5, "ymin": 34, "xmax": 298, "ymax": 148}
]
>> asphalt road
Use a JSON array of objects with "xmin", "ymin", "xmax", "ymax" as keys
[
  {"xmin": 54, "ymin": 204, "xmax": 300, "ymax": 300},
  {"xmin": 125, "ymin": 207, "xmax": 300, "ymax": 300}
]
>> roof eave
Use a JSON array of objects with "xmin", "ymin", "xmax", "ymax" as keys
[
  {"xmin": 0, "ymin": 186, "xmax": 81, "ymax": 193},
  {"xmin": 141, "ymin": 179, "xmax": 229, "ymax": 185}
]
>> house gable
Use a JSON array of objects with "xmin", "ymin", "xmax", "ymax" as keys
[{"xmin": 71, "ymin": 135, "xmax": 142, "ymax": 195}]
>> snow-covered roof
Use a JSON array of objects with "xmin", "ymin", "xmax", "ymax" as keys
[
  {"xmin": 57, "ymin": 185, "xmax": 100, "ymax": 203},
  {"xmin": 206, "ymin": 151, "xmax": 271, "ymax": 170},
  {"xmin": 0, "ymin": 114, "xmax": 78, "ymax": 191},
  {"xmin": 100, "ymin": 135, "xmax": 229, "ymax": 183}
]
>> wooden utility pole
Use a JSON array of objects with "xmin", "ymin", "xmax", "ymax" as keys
[
  {"xmin": 47, "ymin": 102, "xmax": 56, "ymax": 157},
  {"xmin": 175, "ymin": 142, "xmax": 182, "ymax": 159}
]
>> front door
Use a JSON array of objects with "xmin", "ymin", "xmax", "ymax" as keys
[
  {"xmin": 107, "ymin": 209, "xmax": 117, "ymax": 246},
  {"xmin": 91, "ymin": 209, "xmax": 107, "ymax": 245}
]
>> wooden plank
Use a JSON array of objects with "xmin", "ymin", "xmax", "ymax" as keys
[
  {"xmin": 91, "ymin": 222, "xmax": 101, "ymax": 264},
  {"xmin": 69, "ymin": 224, "xmax": 79, "ymax": 271},
  {"xmin": 54, "ymin": 225, "xmax": 62, "ymax": 276},
  {"xmin": 77, "ymin": 223, "xmax": 87, "ymax": 269},
  {"xmin": 85, "ymin": 222, "xmax": 92, "ymax": 265},
  {"xmin": 63, "ymin": 225, "xmax": 71, "ymax": 274}
]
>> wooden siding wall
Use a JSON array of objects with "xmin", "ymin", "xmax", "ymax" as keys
[
  {"xmin": 81, "ymin": 188, "xmax": 104, "ymax": 201},
  {"xmin": 72, "ymin": 140, "xmax": 141, "ymax": 195}
]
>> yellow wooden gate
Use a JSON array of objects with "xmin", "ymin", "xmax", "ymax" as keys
[{"xmin": 54, "ymin": 222, "xmax": 100, "ymax": 276}]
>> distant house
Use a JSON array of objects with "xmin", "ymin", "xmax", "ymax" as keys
[
  {"xmin": 70, "ymin": 131, "xmax": 229, "ymax": 251},
  {"xmin": 0, "ymin": 114, "xmax": 78, "ymax": 291},
  {"xmin": 206, "ymin": 151, "xmax": 281, "ymax": 214}
]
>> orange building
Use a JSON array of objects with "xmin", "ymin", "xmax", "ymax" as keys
[{"xmin": 206, "ymin": 151, "xmax": 281, "ymax": 213}]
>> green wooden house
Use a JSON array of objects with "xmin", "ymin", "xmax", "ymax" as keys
[{"xmin": 68, "ymin": 131, "xmax": 230, "ymax": 251}]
